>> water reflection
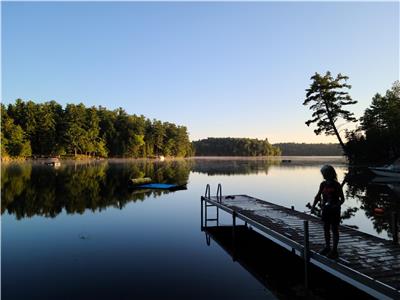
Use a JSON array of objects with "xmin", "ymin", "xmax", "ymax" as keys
[
  {"xmin": 191, "ymin": 158, "xmax": 278, "ymax": 175},
  {"xmin": 345, "ymin": 167, "xmax": 400, "ymax": 239},
  {"xmin": 191, "ymin": 156, "xmax": 344, "ymax": 175},
  {"xmin": 2, "ymin": 158, "xmax": 399, "ymax": 300},
  {"xmin": 2, "ymin": 158, "xmax": 399, "ymax": 240},
  {"xmin": 1, "ymin": 160, "xmax": 192, "ymax": 219}
]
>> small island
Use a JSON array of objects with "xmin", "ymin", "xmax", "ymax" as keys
[{"xmin": 192, "ymin": 137, "xmax": 281, "ymax": 156}]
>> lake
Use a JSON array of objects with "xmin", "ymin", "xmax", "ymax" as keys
[{"xmin": 2, "ymin": 157, "xmax": 399, "ymax": 299}]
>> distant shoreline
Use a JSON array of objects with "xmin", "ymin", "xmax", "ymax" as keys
[
  {"xmin": 1, "ymin": 155, "xmax": 347, "ymax": 164},
  {"xmin": 190, "ymin": 156, "xmax": 347, "ymax": 163},
  {"xmin": 191, "ymin": 155, "xmax": 345, "ymax": 159}
]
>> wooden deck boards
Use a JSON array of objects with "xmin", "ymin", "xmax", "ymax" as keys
[{"xmin": 204, "ymin": 194, "xmax": 400, "ymax": 299}]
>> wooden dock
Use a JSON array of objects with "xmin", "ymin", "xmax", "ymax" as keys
[{"xmin": 201, "ymin": 185, "xmax": 400, "ymax": 300}]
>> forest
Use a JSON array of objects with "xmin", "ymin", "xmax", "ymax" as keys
[
  {"xmin": 345, "ymin": 82, "xmax": 400, "ymax": 163},
  {"xmin": 192, "ymin": 137, "xmax": 281, "ymax": 156},
  {"xmin": 273, "ymin": 143, "xmax": 342, "ymax": 156},
  {"xmin": 1, "ymin": 99, "xmax": 193, "ymax": 159}
]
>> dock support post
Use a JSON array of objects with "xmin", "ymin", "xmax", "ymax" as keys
[
  {"xmin": 232, "ymin": 211, "xmax": 237, "ymax": 232},
  {"xmin": 200, "ymin": 197, "xmax": 204, "ymax": 231},
  {"xmin": 392, "ymin": 212, "xmax": 398, "ymax": 245},
  {"xmin": 204, "ymin": 200, "xmax": 208, "ymax": 228},
  {"xmin": 216, "ymin": 207, "xmax": 219, "ymax": 226},
  {"xmin": 232, "ymin": 210, "xmax": 237, "ymax": 261},
  {"xmin": 232, "ymin": 211, "xmax": 237, "ymax": 241},
  {"xmin": 303, "ymin": 220, "xmax": 310, "ymax": 290}
]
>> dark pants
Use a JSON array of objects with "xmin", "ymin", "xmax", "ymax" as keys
[{"xmin": 322, "ymin": 205, "xmax": 340, "ymax": 250}]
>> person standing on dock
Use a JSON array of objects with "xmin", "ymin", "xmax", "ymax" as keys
[{"xmin": 311, "ymin": 165, "xmax": 345, "ymax": 259}]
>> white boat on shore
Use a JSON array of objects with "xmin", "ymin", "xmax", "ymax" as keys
[
  {"xmin": 369, "ymin": 159, "xmax": 400, "ymax": 179},
  {"xmin": 44, "ymin": 157, "xmax": 61, "ymax": 168}
]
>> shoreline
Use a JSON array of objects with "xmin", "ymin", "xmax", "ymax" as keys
[{"xmin": 1, "ymin": 155, "xmax": 347, "ymax": 164}]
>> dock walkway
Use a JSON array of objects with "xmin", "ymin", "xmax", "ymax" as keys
[{"xmin": 201, "ymin": 190, "xmax": 400, "ymax": 299}]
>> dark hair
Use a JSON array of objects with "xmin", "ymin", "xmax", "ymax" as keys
[{"xmin": 320, "ymin": 164, "xmax": 337, "ymax": 181}]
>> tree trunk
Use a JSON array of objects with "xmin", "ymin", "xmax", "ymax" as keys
[
  {"xmin": 330, "ymin": 117, "xmax": 346, "ymax": 153},
  {"xmin": 323, "ymin": 99, "xmax": 347, "ymax": 155}
]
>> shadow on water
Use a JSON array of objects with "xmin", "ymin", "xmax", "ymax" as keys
[
  {"xmin": 1, "ymin": 160, "xmax": 192, "ymax": 219},
  {"xmin": 203, "ymin": 225, "xmax": 373, "ymax": 300}
]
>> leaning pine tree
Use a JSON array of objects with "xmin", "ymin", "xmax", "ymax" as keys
[{"xmin": 303, "ymin": 71, "xmax": 358, "ymax": 155}]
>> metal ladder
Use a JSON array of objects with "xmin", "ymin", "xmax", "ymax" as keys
[{"xmin": 201, "ymin": 184, "xmax": 222, "ymax": 228}]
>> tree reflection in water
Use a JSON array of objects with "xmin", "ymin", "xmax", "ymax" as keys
[
  {"xmin": 2, "ymin": 159, "xmax": 399, "ymax": 239},
  {"xmin": 1, "ymin": 160, "xmax": 192, "ymax": 219},
  {"xmin": 191, "ymin": 158, "xmax": 280, "ymax": 176},
  {"xmin": 345, "ymin": 167, "xmax": 400, "ymax": 239}
]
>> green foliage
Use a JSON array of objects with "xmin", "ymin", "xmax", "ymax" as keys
[
  {"xmin": 2, "ymin": 100, "xmax": 192, "ymax": 158},
  {"xmin": 35, "ymin": 103, "xmax": 57, "ymax": 155},
  {"xmin": 63, "ymin": 104, "xmax": 88, "ymax": 155},
  {"xmin": 1, "ymin": 131, "xmax": 8, "ymax": 158},
  {"xmin": 193, "ymin": 137, "xmax": 281, "ymax": 156},
  {"xmin": 1, "ymin": 104, "xmax": 32, "ymax": 158},
  {"xmin": 303, "ymin": 72, "xmax": 357, "ymax": 152},
  {"xmin": 346, "ymin": 81, "xmax": 400, "ymax": 163}
]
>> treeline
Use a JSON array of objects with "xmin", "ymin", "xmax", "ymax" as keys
[
  {"xmin": 192, "ymin": 137, "xmax": 281, "ymax": 156},
  {"xmin": 273, "ymin": 143, "xmax": 342, "ymax": 156},
  {"xmin": 1, "ymin": 99, "xmax": 193, "ymax": 158},
  {"xmin": 346, "ymin": 82, "xmax": 400, "ymax": 163}
]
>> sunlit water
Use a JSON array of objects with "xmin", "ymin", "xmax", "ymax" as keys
[{"xmin": 2, "ymin": 157, "xmax": 399, "ymax": 299}]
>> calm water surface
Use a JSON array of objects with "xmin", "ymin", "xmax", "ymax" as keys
[{"xmin": 2, "ymin": 157, "xmax": 399, "ymax": 299}]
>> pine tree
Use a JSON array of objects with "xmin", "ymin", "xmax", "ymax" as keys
[{"xmin": 303, "ymin": 71, "xmax": 357, "ymax": 154}]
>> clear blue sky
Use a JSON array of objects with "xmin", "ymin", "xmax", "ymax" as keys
[{"xmin": 2, "ymin": 2, "xmax": 399, "ymax": 143}]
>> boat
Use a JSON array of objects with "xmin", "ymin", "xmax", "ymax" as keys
[
  {"xmin": 369, "ymin": 158, "xmax": 400, "ymax": 179},
  {"xmin": 44, "ymin": 157, "xmax": 61, "ymax": 168}
]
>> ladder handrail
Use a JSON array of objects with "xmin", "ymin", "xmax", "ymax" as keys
[
  {"xmin": 204, "ymin": 184, "xmax": 211, "ymax": 199},
  {"xmin": 216, "ymin": 183, "xmax": 222, "ymax": 202}
]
